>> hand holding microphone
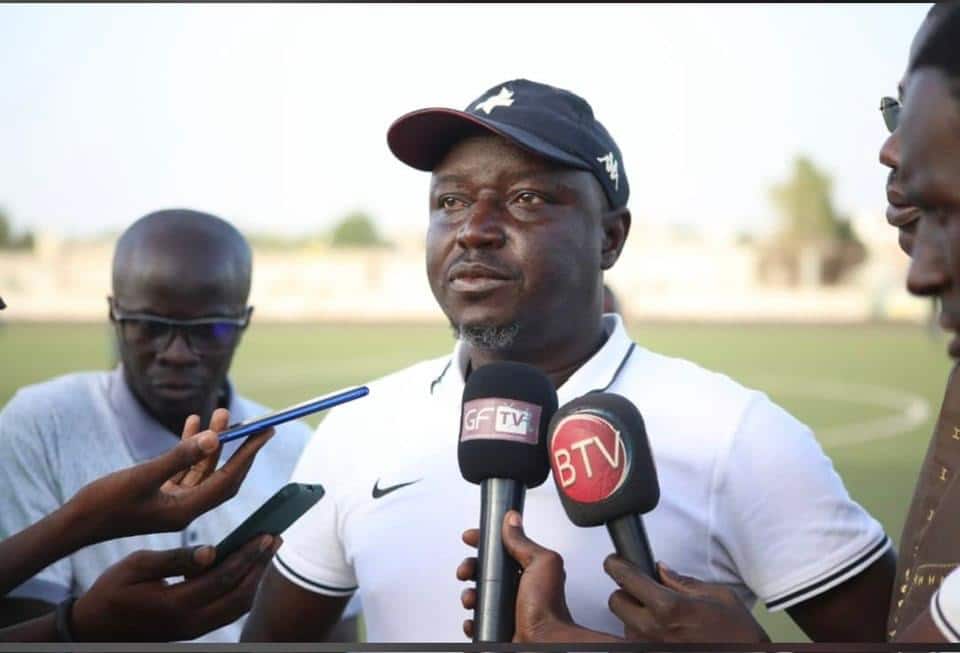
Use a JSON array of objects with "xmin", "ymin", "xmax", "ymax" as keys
[
  {"xmin": 457, "ymin": 361, "xmax": 557, "ymax": 642},
  {"xmin": 456, "ymin": 391, "xmax": 769, "ymax": 643},
  {"xmin": 458, "ymin": 511, "xmax": 624, "ymax": 644},
  {"xmin": 549, "ymin": 392, "xmax": 769, "ymax": 643},
  {"xmin": 602, "ymin": 557, "xmax": 770, "ymax": 643}
]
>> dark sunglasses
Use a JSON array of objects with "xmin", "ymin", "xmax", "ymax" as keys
[
  {"xmin": 108, "ymin": 298, "xmax": 252, "ymax": 354},
  {"xmin": 880, "ymin": 96, "xmax": 901, "ymax": 133}
]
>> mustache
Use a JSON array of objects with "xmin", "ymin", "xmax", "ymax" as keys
[{"xmin": 446, "ymin": 253, "xmax": 516, "ymax": 277}]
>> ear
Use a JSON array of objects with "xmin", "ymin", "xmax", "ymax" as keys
[{"xmin": 600, "ymin": 208, "xmax": 631, "ymax": 270}]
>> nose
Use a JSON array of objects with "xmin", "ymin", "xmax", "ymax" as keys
[
  {"xmin": 156, "ymin": 328, "xmax": 199, "ymax": 364},
  {"xmin": 906, "ymin": 217, "xmax": 950, "ymax": 298},
  {"xmin": 879, "ymin": 130, "xmax": 899, "ymax": 171},
  {"xmin": 456, "ymin": 196, "xmax": 507, "ymax": 251}
]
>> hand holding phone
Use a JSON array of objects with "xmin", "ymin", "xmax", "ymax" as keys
[{"xmin": 214, "ymin": 483, "xmax": 324, "ymax": 565}]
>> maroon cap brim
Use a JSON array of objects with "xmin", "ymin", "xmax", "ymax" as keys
[{"xmin": 386, "ymin": 108, "xmax": 515, "ymax": 171}]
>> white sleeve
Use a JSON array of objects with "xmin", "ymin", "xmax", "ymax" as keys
[
  {"xmin": 932, "ymin": 568, "xmax": 960, "ymax": 642},
  {"xmin": 272, "ymin": 408, "xmax": 358, "ymax": 598},
  {"xmin": 0, "ymin": 393, "xmax": 72, "ymax": 604},
  {"xmin": 711, "ymin": 393, "xmax": 890, "ymax": 612}
]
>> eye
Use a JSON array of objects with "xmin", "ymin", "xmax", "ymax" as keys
[
  {"xmin": 514, "ymin": 191, "xmax": 545, "ymax": 205},
  {"xmin": 439, "ymin": 195, "xmax": 468, "ymax": 210}
]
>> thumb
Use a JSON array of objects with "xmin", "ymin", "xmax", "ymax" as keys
[
  {"xmin": 657, "ymin": 562, "xmax": 709, "ymax": 596},
  {"xmin": 121, "ymin": 546, "xmax": 216, "ymax": 583},
  {"xmin": 138, "ymin": 430, "xmax": 220, "ymax": 488},
  {"xmin": 501, "ymin": 511, "xmax": 550, "ymax": 570}
]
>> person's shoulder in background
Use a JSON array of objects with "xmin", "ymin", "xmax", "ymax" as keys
[{"xmin": 0, "ymin": 369, "xmax": 118, "ymax": 472}]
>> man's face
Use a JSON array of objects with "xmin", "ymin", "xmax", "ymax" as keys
[
  {"xmin": 878, "ymin": 15, "xmax": 941, "ymax": 256},
  {"xmin": 112, "ymin": 270, "xmax": 248, "ymax": 429},
  {"xmin": 879, "ymin": 105, "xmax": 921, "ymax": 256},
  {"xmin": 899, "ymin": 69, "xmax": 960, "ymax": 357},
  {"xmin": 426, "ymin": 135, "xmax": 611, "ymax": 352}
]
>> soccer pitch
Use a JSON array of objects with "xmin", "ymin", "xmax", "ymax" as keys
[{"xmin": 0, "ymin": 320, "xmax": 952, "ymax": 641}]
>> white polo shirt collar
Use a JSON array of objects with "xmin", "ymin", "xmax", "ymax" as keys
[{"xmin": 431, "ymin": 313, "xmax": 636, "ymax": 407}]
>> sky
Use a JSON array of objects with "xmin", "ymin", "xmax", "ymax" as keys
[{"xmin": 0, "ymin": 3, "xmax": 932, "ymax": 240}]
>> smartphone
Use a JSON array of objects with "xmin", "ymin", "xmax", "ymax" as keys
[
  {"xmin": 214, "ymin": 482, "xmax": 325, "ymax": 565},
  {"xmin": 218, "ymin": 385, "xmax": 369, "ymax": 444}
]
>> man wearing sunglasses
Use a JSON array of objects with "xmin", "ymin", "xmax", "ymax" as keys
[
  {"xmin": 876, "ymin": 1, "xmax": 958, "ymax": 640},
  {"xmin": 0, "ymin": 209, "xmax": 319, "ymax": 642}
]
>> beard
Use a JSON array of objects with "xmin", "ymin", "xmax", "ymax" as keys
[{"xmin": 451, "ymin": 321, "xmax": 521, "ymax": 350}]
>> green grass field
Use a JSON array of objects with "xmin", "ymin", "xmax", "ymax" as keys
[{"xmin": 0, "ymin": 320, "xmax": 952, "ymax": 641}]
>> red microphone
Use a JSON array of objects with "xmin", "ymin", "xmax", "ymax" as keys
[{"xmin": 548, "ymin": 391, "xmax": 660, "ymax": 578}]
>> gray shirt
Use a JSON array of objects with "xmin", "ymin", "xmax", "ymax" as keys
[{"xmin": 0, "ymin": 366, "xmax": 314, "ymax": 642}]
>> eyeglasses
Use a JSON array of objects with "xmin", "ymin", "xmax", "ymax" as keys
[
  {"xmin": 880, "ymin": 96, "xmax": 901, "ymax": 133},
  {"xmin": 108, "ymin": 298, "xmax": 252, "ymax": 355}
]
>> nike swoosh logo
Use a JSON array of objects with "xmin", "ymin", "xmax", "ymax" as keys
[{"xmin": 372, "ymin": 478, "xmax": 421, "ymax": 499}]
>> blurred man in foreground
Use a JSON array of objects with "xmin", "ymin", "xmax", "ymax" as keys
[
  {"xmin": 243, "ymin": 79, "xmax": 893, "ymax": 643},
  {"xmin": 877, "ymin": 1, "xmax": 958, "ymax": 639},
  {"xmin": 888, "ymin": 1, "xmax": 960, "ymax": 641},
  {"xmin": 0, "ymin": 209, "xmax": 315, "ymax": 642}
]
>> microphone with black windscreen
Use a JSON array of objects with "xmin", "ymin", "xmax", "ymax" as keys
[
  {"xmin": 458, "ymin": 361, "xmax": 557, "ymax": 642},
  {"xmin": 548, "ymin": 391, "xmax": 660, "ymax": 578}
]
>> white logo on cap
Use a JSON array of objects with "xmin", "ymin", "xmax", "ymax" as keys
[
  {"xmin": 474, "ymin": 87, "xmax": 514, "ymax": 115},
  {"xmin": 597, "ymin": 152, "xmax": 619, "ymax": 192}
]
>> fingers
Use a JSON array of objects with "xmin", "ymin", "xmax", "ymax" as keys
[
  {"xmin": 458, "ymin": 534, "xmax": 478, "ymax": 641},
  {"xmin": 656, "ymin": 562, "xmax": 699, "ymax": 593},
  {"xmin": 183, "ymin": 536, "xmax": 282, "ymax": 638},
  {"xmin": 207, "ymin": 408, "xmax": 231, "ymax": 433},
  {"xmin": 178, "ymin": 426, "xmax": 276, "ymax": 517},
  {"xmin": 462, "ymin": 528, "xmax": 480, "ymax": 548},
  {"xmin": 217, "ymin": 425, "xmax": 276, "ymax": 482},
  {"xmin": 180, "ymin": 414, "xmax": 202, "ymax": 439},
  {"xmin": 501, "ymin": 511, "xmax": 555, "ymax": 571},
  {"xmin": 603, "ymin": 554, "xmax": 669, "ymax": 610},
  {"xmin": 167, "ymin": 534, "xmax": 276, "ymax": 607},
  {"xmin": 456, "ymin": 557, "xmax": 477, "ymax": 582},
  {"xmin": 608, "ymin": 589, "xmax": 658, "ymax": 639},
  {"xmin": 179, "ymin": 409, "xmax": 232, "ymax": 488},
  {"xmin": 169, "ymin": 414, "xmax": 203, "ymax": 483},
  {"xmin": 120, "ymin": 545, "xmax": 215, "ymax": 583},
  {"xmin": 139, "ymin": 427, "xmax": 220, "ymax": 489},
  {"xmin": 461, "ymin": 587, "xmax": 476, "ymax": 611}
]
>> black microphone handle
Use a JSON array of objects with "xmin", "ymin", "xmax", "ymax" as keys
[
  {"xmin": 606, "ymin": 513, "xmax": 657, "ymax": 579},
  {"xmin": 475, "ymin": 478, "xmax": 526, "ymax": 642}
]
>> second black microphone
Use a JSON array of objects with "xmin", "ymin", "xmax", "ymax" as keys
[{"xmin": 458, "ymin": 361, "xmax": 557, "ymax": 642}]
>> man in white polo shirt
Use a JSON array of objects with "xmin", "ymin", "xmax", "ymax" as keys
[
  {"xmin": 243, "ymin": 79, "xmax": 895, "ymax": 642},
  {"xmin": 0, "ymin": 209, "xmax": 359, "ymax": 642}
]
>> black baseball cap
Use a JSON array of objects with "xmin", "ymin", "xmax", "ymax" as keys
[{"xmin": 387, "ymin": 79, "xmax": 629, "ymax": 210}]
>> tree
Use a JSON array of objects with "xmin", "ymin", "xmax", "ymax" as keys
[
  {"xmin": 0, "ymin": 208, "xmax": 33, "ymax": 251},
  {"xmin": 0, "ymin": 208, "xmax": 11, "ymax": 247},
  {"xmin": 330, "ymin": 211, "xmax": 389, "ymax": 248},
  {"xmin": 758, "ymin": 156, "xmax": 866, "ymax": 286}
]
